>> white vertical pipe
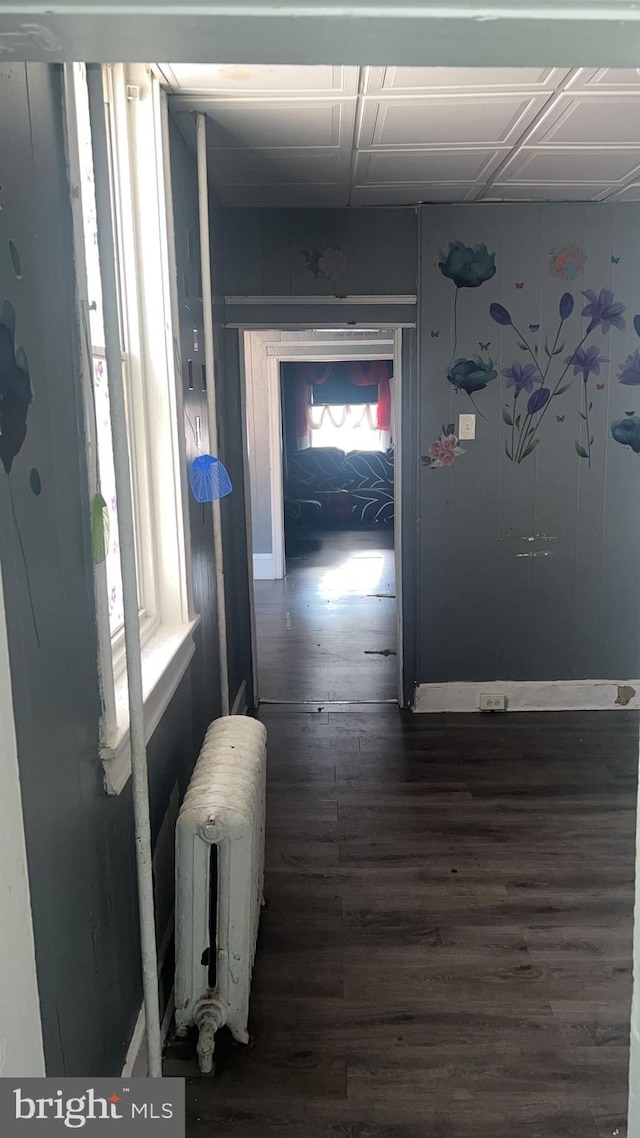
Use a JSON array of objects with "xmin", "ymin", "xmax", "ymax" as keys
[
  {"xmin": 196, "ymin": 112, "xmax": 230, "ymax": 717},
  {"xmin": 86, "ymin": 65, "xmax": 162, "ymax": 1078}
]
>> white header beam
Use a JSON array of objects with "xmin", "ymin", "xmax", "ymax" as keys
[{"xmin": 2, "ymin": 4, "xmax": 640, "ymax": 66}]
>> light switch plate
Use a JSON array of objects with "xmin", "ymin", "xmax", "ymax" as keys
[{"xmin": 458, "ymin": 413, "xmax": 476, "ymax": 440}]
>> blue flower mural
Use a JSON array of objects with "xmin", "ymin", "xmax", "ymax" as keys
[
  {"xmin": 612, "ymin": 415, "xmax": 640, "ymax": 454},
  {"xmin": 447, "ymin": 356, "xmax": 497, "ymax": 416},
  {"xmin": 1, "ymin": 277, "xmax": 40, "ymax": 646},
  {"xmin": 439, "ymin": 241, "xmax": 497, "ymax": 406},
  {"xmin": 439, "ymin": 242, "xmax": 496, "ymax": 289},
  {"xmin": 0, "ymin": 299, "xmax": 32, "ymax": 474}
]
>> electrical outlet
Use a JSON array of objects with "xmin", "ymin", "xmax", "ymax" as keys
[
  {"xmin": 479, "ymin": 692, "xmax": 506, "ymax": 712},
  {"xmin": 458, "ymin": 413, "xmax": 476, "ymax": 440}
]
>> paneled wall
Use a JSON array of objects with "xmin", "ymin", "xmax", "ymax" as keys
[
  {"xmin": 221, "ymin": 207, "xmax": 417, "ymax": 298},
  {"xmin": 0, "ymin": 67, "xmax": 249, "ymax": 1077},
  {"xmin": 0, "ymin": 61, "xmax": 143, "ymax": 1076},
  {"xmin": 418, "ymin": 203, "xmax": 640, "ymax": 685}
]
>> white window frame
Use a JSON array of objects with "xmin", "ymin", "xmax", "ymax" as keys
[{"xmin": 64, "ymin": 63, "xmax": 197, "ymax": 795}]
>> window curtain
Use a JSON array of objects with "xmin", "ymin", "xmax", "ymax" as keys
[
  {"xmin": 307, "ymin": 403, "xmax": 379, "ymax": 430},
  {"xmin": 292, "ymin": 360, "xmax": 392, "ymax": 449}
]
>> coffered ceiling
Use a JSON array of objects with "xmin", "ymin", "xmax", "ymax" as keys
[{"xmin": 159, "ymin": 65, "xmax": 640, "ymax": 208}]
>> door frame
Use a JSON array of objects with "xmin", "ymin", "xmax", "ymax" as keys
[{"xmin": 241, "ymin": 325, "xmax": 409, "ymax": 706}]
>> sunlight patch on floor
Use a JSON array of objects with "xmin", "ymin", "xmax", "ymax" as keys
[{"xmin": 317, "ymin": 552, "xmax": 385, "ymax": 601}]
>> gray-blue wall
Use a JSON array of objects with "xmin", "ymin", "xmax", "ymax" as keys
[
  {"xmin": 221, "ymin": 206, "xmax": 418, "ymax": 299},
  {"xmin": 418, "ymin": 203, "xmax": 640, "ymax": 683},
  {"xmin": 0, "ymin": 65, "xmax": 249, "ymax": 1077}
]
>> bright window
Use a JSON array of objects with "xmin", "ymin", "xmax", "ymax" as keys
[
  {"xmin": 66, "ymin": 63, "xmax": 195, "ymax": 794},
  {"xmin": 309, "ymin": 403, "xmax": 383, "ymax": 452}
]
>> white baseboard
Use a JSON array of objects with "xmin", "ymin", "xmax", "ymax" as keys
[
  {"xmin": 122, "ymin": 1003, "xmax": 147, "ymax": 1077},
  {"xmin": 231, "ymin": 679, "xmax": 248, "ymax": 717},
  {"xmin": 121, "ymin": 988, "xmax": 175, "ymax": 1078},
  {"xmin": 413, "ymin": 679, "xmax": 640, "ymax": 714},
  {"xmin": 253, "ymin": 552, "xmax": 283, "ymax": 581}
]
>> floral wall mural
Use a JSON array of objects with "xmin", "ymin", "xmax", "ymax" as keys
[
  {"xmin": 491, "ymin": 288, "xmax": 624, "ymax": 465},
  {"xmin": 430, "ymin": 228, "xmax": 633, "ymax": 469},
  {"xmin": 419, "ymin": 203, "xmax": 640, "ymax": 685},
  {"xmin": 611, "ymin": 316, "xmax": 640, "ymax": 458},
  {"xmin": 1, "ymin": 250, "xmax": 40, "ymax": 647},
  {"xmin": 439, "ymin": 241, "xmax": 497, "ymax": 416},
  {"xmin": 302, "ymin": 243, "xmax": 348, "ymax": 295}
]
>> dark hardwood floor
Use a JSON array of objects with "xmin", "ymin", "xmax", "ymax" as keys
[
  {"xmin": 254, "ymin": 527, "xmax": 396, "ymax": 703},
  {"xmin": 168, "ymin": 705, "xmax": 638, "ymax": 1138}
]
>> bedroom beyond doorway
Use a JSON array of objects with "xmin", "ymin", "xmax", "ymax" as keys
[{"xmin": 242, "ymin": 331, "xmax": 401, "ymax": 706}]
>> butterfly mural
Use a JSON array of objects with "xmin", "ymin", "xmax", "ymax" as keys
[
  {"xmin": 556, "ymin": 415, "xmax": 565, "ymax": 423},
  {"xmin": 479, "ymin": 341, "xmax": 490, "ymax": 351},
  {"xmin": 596, "ymin": 383, "xmax": 606, "ymax": 390},
  {"xmin": 611, "ymin": 256, "xmax": 620, "ymax": 265},
  {"xmin": 515, "ymin": 282, "xmax": 524, "ymax": 290},
  {"xmin": 430, "ymin": 330, "xmax": 440, "ymax": 338},
  {"xmin": 529, "ymin": 324, "xmax": 540, "ymax": 333}
]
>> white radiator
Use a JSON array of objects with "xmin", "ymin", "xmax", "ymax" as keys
[{"xmin": 175, "ymin": 715, "xmax": 267, "ymax": 1073}]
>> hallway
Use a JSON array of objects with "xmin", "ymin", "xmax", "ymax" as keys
[
  {"xmin": 172, "ymin": 705, "xmax": 637, "ymax": 1137},
  {"xmin": 254, "ymin": 529, "xmax": 396, "ymax": 703}
]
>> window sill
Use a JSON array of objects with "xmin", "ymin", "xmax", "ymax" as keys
[{"xmin": 100, "ymin": 617, "xmax": 200, "ymax": 796}]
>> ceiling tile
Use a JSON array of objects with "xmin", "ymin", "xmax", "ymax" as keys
[
  {"xmin": 567, "ymin": 68, "xmax": 640, "ymax": 93},
  {"xmin": 611, "ymin": 182, "xmax": 640, "ymax": 201},
  {"xmin": 497, "ymin": 147, "xmax": 640, "ymax": 185},
  {"xmin": 211, "ymin": 149, "xmax": 342, "ymax": 187},
  {"xmin": 355, "ymin": 148, "xmax": 506, "ymax": 185},
  {"xmin": 366, "ymin": 67, "xmax": 567, "ymax": 94},
  {"xmin": 159, "ymin": 64, "xmax": 358, "ymax": 96},
  {"xmin": 359, "ymin": 95, "xmax": 549, "ymax": 149},
  {"xmin": 204, "ymin": 101, "xmax": 350, "ymax": 150},
  {"xmin": 527, "ymin": 93, "xmax": 640, "ymax": 146},
  {"xmin": 164, "ymin": 63, "xmax": 640, "ymax": 207}
]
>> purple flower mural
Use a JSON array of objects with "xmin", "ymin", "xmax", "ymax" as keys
[
  {"xmin": 582, "ymin": 289, "xmax": 626, "ymax": 334},
  {"xmin": 565, "ymin": 345, "xmax": 609, "ymax": 383},
  {"xmin": 501, "ymin": 361, "xmax": 537, "ymax": 396},
  {"xmin": 527, "ymin": 387, "xmax": 551, "ymax": 415},
  {"xmin": 617, "ymin": 349, "xmax": 640, "ymax": 387},
  {"xmin": 559, "ymin": 292, "xmax": 575, "ymax": 320},
  {"xmin": 496, "ymin": 287, "xmax": 624, "ymax": 464},
  {"xmin": 564, "ymin": 345, "xmax": 609, "ymax": 466},
  {"xmin": 490, "ymin": 302, "xmax": 512, "ymax": 326}
]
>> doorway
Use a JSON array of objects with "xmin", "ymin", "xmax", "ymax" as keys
[{"xmin": 241, "ymin": 328, "xmax": 403, "ymax": 705}]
